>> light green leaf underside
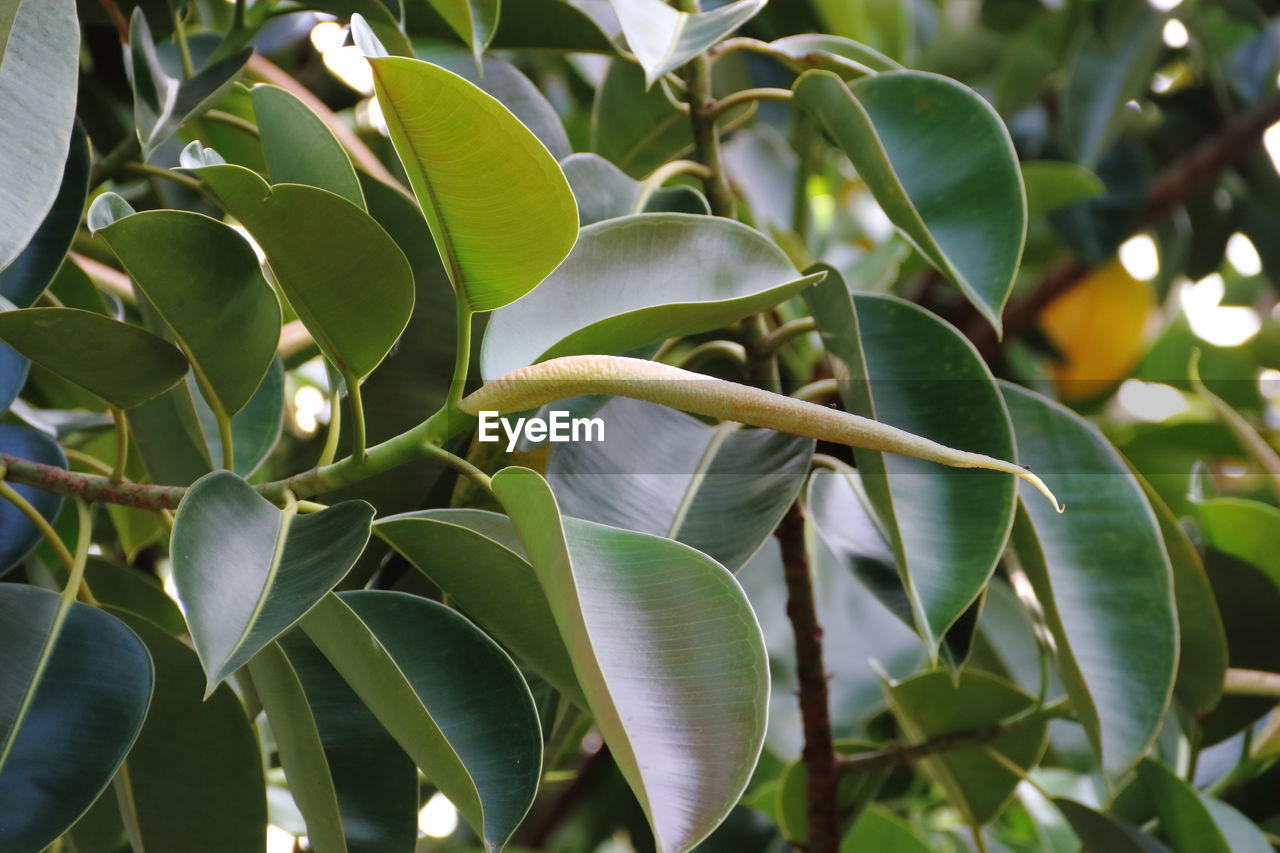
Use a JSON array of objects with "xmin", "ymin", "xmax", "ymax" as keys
[{"xmin": 608, "ymin": 0, "xmax": 765, "ymax": 87}]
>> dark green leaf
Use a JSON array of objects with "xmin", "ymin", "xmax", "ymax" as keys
[
  {"xmin": 108, "ymin": 609, "xmax": 266, "ymax": 853},
  {"xmin": 0, "ymin": 424, "xmax": 65, "ymax": 575},
  {"xmin": 592, "ymin": 60, "xmax": 693, "ymax": 178},
  {"xmin": 481, "ymin": 213, "xmax": 824, "ymax": 377},
  {"xmin": 252, "ymin": 83, "xmax": 366, "ymax": 209},
  {"xmin": 1137, "ymin": 759, "xmax": 1231, "ymax": 853},
  {"xmin": 840, "ymin": 805, "xmax": 932, "ymax": 853},
  {"xmin": 0, "ymin": 0, "xmax": 79, "ymax": 271},
  {"xmin": 1055, "ymin": 798, "xmax": 1171, "ymax": 853},
  {"xmin": 547, "ymin": 396, "xmax": 813, "ymax": 571},
  {"xmin": 301, "ymin": 590, "xmax": 542, "ymax": 852},
  {"xmin": 794, "ymin": 70, "xmax": 1026, "ymax": 332},
  {"xmin": 492, "ymin": 466, "xmax": 768, "ymax": 852},
  {"xmin": 170, "ymin": 470, "xmax": 374, "ymax": 690},
  {"xmin": 1003, "ymin": 382, "xmax": 1176, "ymax": 777},
  {"xmin": 1022, "ymin": 161, "xmax": 1105, "ymax": 218},
  {"xmin": 0, "ymin": 585, "xmax": 152, "ymax": 852},
  {"xmin": 0, "ymin": 307, "xmax": 189, "ymax": 408}
]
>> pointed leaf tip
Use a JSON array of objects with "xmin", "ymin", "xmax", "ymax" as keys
[
  {"xmin": 86, "ymin": 193, "xmax": 135, "ymax": 234},
  {"xmin": 349, "ymin": 14, "xmax": 389, "ymax": 58}
]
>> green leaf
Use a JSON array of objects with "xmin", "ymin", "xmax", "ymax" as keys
[
  {"xmin": 189, "ymin": 160, "xmax": 415, "ymax": 380},
  {"xmin": 250, "ymin": 631, "xmax": 418, "ymax": 853},
  {"xmin": 0, "ymin": 0, "xmax": 79, "ymax": 272},
  {"xmin": 251, "ymin": 83, "xmax": 366, "ymax": 209},
  {"xmin": 1137, "ymin": 759, "xmax": 1231, "ymax": 853},
  {"xmin": 0, "ymin": 123, "xmax": 87, "ymax": 307},
  {"xmin": 546, "ymin": 397, "xmax": 813, "ymax": 571},
  {"xmin": 1022, "ymin": 161, "xmax": 1105, "ymax": 218},
  {"xmin": 92, "ymin": 202, "xmax": 281, "ymax": 417},
  {"xmin": 1003, "ymin": 382, "xmax": 1176, "ymax": 777},
  {"xmin": 1055, "ymin": 799, "xmax": 1171, "ymax": 853},
  {"xmin": 885, "ymin": 670, "xmax": 1048, "ymax": 826},
  {"xmin": 415, "ymin": 41, "xmax": 572, "ymax": 161},
  {"xmin": 0, "ymin": 585, "xmax": 153, "ymax": 852},
  {"xmin": 492, "ymin": 466, "xmax": 768, "ymax": 853},
  {"xmin": 794, "ymin": 70, "xmax": 1026, "ymax": 333},
  {"xmin": 768, "ymin": 34, "xmax": 902, "ymax": 76},
  {"xmin": 423, "ymin": 0, "xmax": 499, "ymax": 60},
  {"xmin": 108, "ymin": 609, "xmax": 266, "ymax": 853},
  {"xmin": 608, "ymin": 0, "xmax": 765, "ymax": 87},
  {"xmin": 0, "ymin": 307, "xmax": 189, "ymax": 408},
  {"xmin": 126, "ymin": 10, "xmax": 252, "ymax": 158},
  {"xmin": 170, "ymin": 471, "xmax": 375, "ymax": 690},
  {"xmin": 840, "ymin": 805, "xmax": 932, "ymax": 853},
  {"xmin": 0, "ymin": 424, "xmax": 65, "ymax": 575},
  {"xmin": 82, "ymin": 557, "xmax": 186, "ymax": 637},
  {"xmin": 1194, "ymin": 498, "xmax": 1280, "ymax": 584},
  {"xmin": 776, "ymin": 743, "xmax": 892, "ymax": 844},
  {"xmin": 591, "ymin": 60, "xmax": 693, "ymax": 178},
  {"xmin": 0, "ymin": 342, "xmax": 25, "ymax": 414},
  {"xmin": 193, "ymin": 357, "xmax": 286, "ymax": 477},
  {"xmin": 561, "ymin": 152, "xmax": 708, "ymax": 226},
  {"xmin": 356, "ymin": 42, "xmax": 578, "ymax": 312},
  {"xmin": 481, "ymin": 214, "xmax": 824, "ymax": 377},
  {"xmin": 373, "ymin": 508, "xmax": 583, "ymax": 706},
  {"xmin": 300, "ymin": 590, "xmax": 543, "ymax": 852},
  {"xmin": 810, "ymin": 0, "xmax": 911, "ymax": 61},
  {"xmin": 806, "ymin": 270, "xmax": 1017, "ymax": 652}
]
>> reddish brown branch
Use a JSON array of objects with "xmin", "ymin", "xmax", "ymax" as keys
[
  {"xmin": 967, "ymin": 92, "xmax": 1280, "ymax": 355},
  {"xmin": 776, "ymin": 501, "xmax": 839, "ymax": 853},
  {"xmin": 96, "ymin": 0, "xmax": 130, "ymax": 42}
]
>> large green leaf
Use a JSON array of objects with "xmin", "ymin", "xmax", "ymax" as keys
[
  {"xmin": 608, "ymin": 0, "xmax": 765, "ymax": 86},
  {"xmin": 170, "ymin": 471, "xmax": 374, "ymax": 690},
  {"xmin": 92, "ymin": 200, "xmax": 281, "ymax": 417},
  {"xmin": 840, "ymin": 805, "xmax": 932, "ymax": 853},
  {"xmin": 591, "ymin": 60, "xmax": 693, "ymax": 178},
  {"xmin": 0, "ymin": 424, "xmax": 65, "ymax": 576},
  {"xmin": 251, "ymin": 83, "xmax": 365, "ymax": 209},
  {"xmin": 561, "ymin": 152, "xmax": 708, "ymax": 226},
  {"xmin": 109, "ymin": 609, "xmax": 266, "ymax": 853},
  {"xmin": 301, "ymin": 590, "xmax": 542, "ymax": 852},
  {"xmin": 0, "ymin": 124, "xmax": 87, "ymax": 307},
  {"xmin": 0, "ymin": 585, "xmax": 153, "ymax": 852},
  {"xmin": 0, "ymin": 307, "xmax": 189, "ymax": 408},
  {"xmin": 546, "ymin": 396, "xmax": 813, "ymax": 571},
  {"xmin": 373, "ymin": 508, "xmax": 582, "ymax": 704},
  {"xmin": 188, "ymin": 158, "xmax": 414, "ymax": 380},
  {"xmin": 806, "ymin": 270, "xmax": 1017, "ymax": 652},
  {"xmin": 492, "ymin": 466, "xmax": 768, "ymax": 853},
  {"xmin": 250, "ymin": 631, "xmax": 417, "ymax": 853},
  {"xmin": 0, "ymin": 0, "xmax": 78, "ymax": 272},
  {"xmin": 885, "ymin": 670, "xmax": 1049, "ymax": 826},
  {"xmin": 126, "ymin": 10, "xmax": 251, "ymax": 158},
  {"xmin": 415, "ymin": 41, "xmax": 572, "ymax": 161},
  {"xmin": 1055, "ymin": 799, "xmax": 1171, "ymax": 853},
  {"xmin": 794, "ymin": 70, "xmax": 1026, "ymax": 332},
  {"xmin": 1003, "ymin": 382, "xmax": 1176, "ymax": 777},
  {"xmin": 354, "ymin": 35, "xmax": 578, "ymax": 312},
  {"xmin": 481, "ymin": 213, "xmax": 824, "ymax": 377}
]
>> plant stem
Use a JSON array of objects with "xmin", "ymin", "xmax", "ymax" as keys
[
  {"xmin": 344, "ymin": 373, "xmax": 367, "ymax": 461},
  {"xmin": 447, "ymin": 304, "xmax": 473, "ymax": 412},
  {"xmin": 791, "ymin": 378, "xmax": 838, "ymax": 403},
  {"xmin": 710, "ymin": 87, "xmax": 793, "ymax": 117},
  {"xmin": 762, "ymin": 316, "xmax": 816, "ymax": 354},
  {"xmin": 1223, "ymin": 668, "xmax": 1280, "ymax": 698},
  {"xmin": 96, "ymin": 0, "xmax": 130, "ymax": 41},
  {"xmin": 90, "ymin": 136, "xmax": 142, "ymax": 189},
  {"xmin": 63, "ymin": 448, "xmax": 117, "ymax": 478},
  {"xmin": 317, "ymin": 385, "xmax": 343, "ymax": 468},
  {"xmin": 122, "ymin": 161, "xmax": 204, "ymax": 192},
  {"xmin": 204, "ymin": 109, "xmax": 260, "ymax": 137},
  {"xmin": 233, "ymin": 0, "xmax": 246, "ymax": 32},
  {"xmin": 422, "ymin": 440, "xmax": 493, "ymax": 493},
  {"xmin": 674, "ymin": 340, "xmax": 748, "ymax": 372},
  {"xmin": 776, "ymin": 501, "xmax": 839, "ymax": 853},
  {"xmin": 173, "ymin": 7, "xmax": 195, "ymax": 77},
  {"xmin": 636, "ymin": 159, "xmax": 713, "ymax": 212},
  {"xmin": 676, "ymin": 6, "xmax": 735, "ymax": 218},
  {"xmin": 110, "ymin": 407, "xmax": 129, "ymax": 483}
]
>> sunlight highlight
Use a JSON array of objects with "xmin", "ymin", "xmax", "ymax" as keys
[
  {"xmin": 1179, "ymin": 274, "xmax": 1262, "ymax": 347},
  {"xmin": 1116, "ymin": 379, "xmax": 1190, "ymax": 422},
  {"xmin": 1226, "ymin": 232, "xmax": 1262, "ymax": 277},
  {"xmin": 266, "ymin": 825, "xmax": 297, "ymax": 853},
  {"xmin": 310, "ymin": 20, "xmax": 374, "ymax": 94},
  {"xmin": 1162, "ymin": 19, "xmax": 1189, "ymax": 49},
  {"xmin": 294, "ymin": 385, "xmax": 325, "ymax": 435},
  {"xmin": 1119, "ymin": 234, "xmax": 1160, "ymax": 281},
  {"xmin": 418, "ymin": 793, "xmax": 459, "ymax": 839}
]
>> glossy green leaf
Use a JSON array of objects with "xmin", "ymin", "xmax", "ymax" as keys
[
  {"xmin": 840, "ymin": 805, "xmax": 931, "ymax": 853},
  {"xmin": 547, "ymin": 396, "xmax": 813, "ymax": 570},
  {"xmin": 415, "ymin": 41, "xmax": 572, "ymax": 161},
  {"xmin": 0, "ymin": 123, "xmax": 87, "ymax": 307},
  {"xmin": 1003, "ymin": 382, "xmax": 1176, "ymax": 777},
  {"xmin": 82, "ymin": 558, "xmax": 186, "ymax": 637},
  {"xmin": 251, "ymin": 83, "xmax": 365, "ymax": 209},
  {"xmin": 1195, "ymin": 498, "xmax": 1280, "ymax": 584},
  {"xmin": 170, "ymin": 470, "xmax": 375, "ymax": 690},
  {"xmin": 592, "ymin": 60, "xmax": 693, "ymax": 178},
  {"xmin": 482, "ymin": 213, "xmax": 824, "ymax": 377},
  {"xmin": 768, "ymin": 34, "xmax": 902, "ymax": 76},
  {"xmin": 129, "ymin": 382, "xmax": 217, "ymax": 486},
  {"xmin": 109, "ymin": 609, "xmax": 266, "ymax": 853},
  {"xmin": 561, "ymin": 152, "xmax": 708, "ymax": 226},
  {"xmin": 0, "ymin": 585, "xmax": 152, "ymax": 852},
  {"xmin": 424, "ymin": 0, "xmax": 499, "ymax": 60},
  {"xmin": 794, "ymin": 70, "xmax": 1026, "ymax": 332},
  {"xmin": 1137, "ymin": 759, "xmax": 1230, "ymax": 853},
  {"xmin": 886, "ymin": 670, "xmax": 1048, "ymax": 826},
  {"xmin": 1055, "ymin": 799, "xmax": 1171, "ymax": 853},
  {"xmin": 492, "ymin": 466, "xmax": 768, "ymax": 853},
  {"xmin": 301, "ymin": 590, "xmax": 542, "ymax": 852},
  {"xmin": 126, "ymin": 10, "xmax": 252, "ymax": 158},
  {"xmin": 0, "ymin": 342, "xmax": 25, "ymax": 414},
  {"xmin": 0, "ymin": 0, "xmax": 78, "ymax": 272},
  {"xmin": 0, "ymin": 308, "xmax": 189, "ymax": 408},
  {"xmin": 1199, "ymin": 796, "xmax": 1274, "ymax": 853},
  {"xmin": 373, "ymin": 508, "xmax": 583, "ymax": 705},
  {"xmin": 356, "ymin": 41, "xmax": 578, "ymax": 312},
  {"xmin": 250, "ymin": 631, "xmax": 417, "ymax": 853},
  {"xmin": 189, "ymin": 160, "xmax": 414, "ymax": 380},
  {"xmin": 92, "ymin": 202, "xmax": 281, "ymax": 417},
  {"xmin": 1022, "ymin": 161, "xmax": 1105, "ymax": 218},
  {"xmin": 806, "ymin": 270, "xmax": 1017, "ymax": 652},
  {"xmin": 0, "ymin": 424, "xmax": 65, "ymax": 576},
  {"xmin": 608, "ymin": 0, "xmax": 765, "ymax": 87}
]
